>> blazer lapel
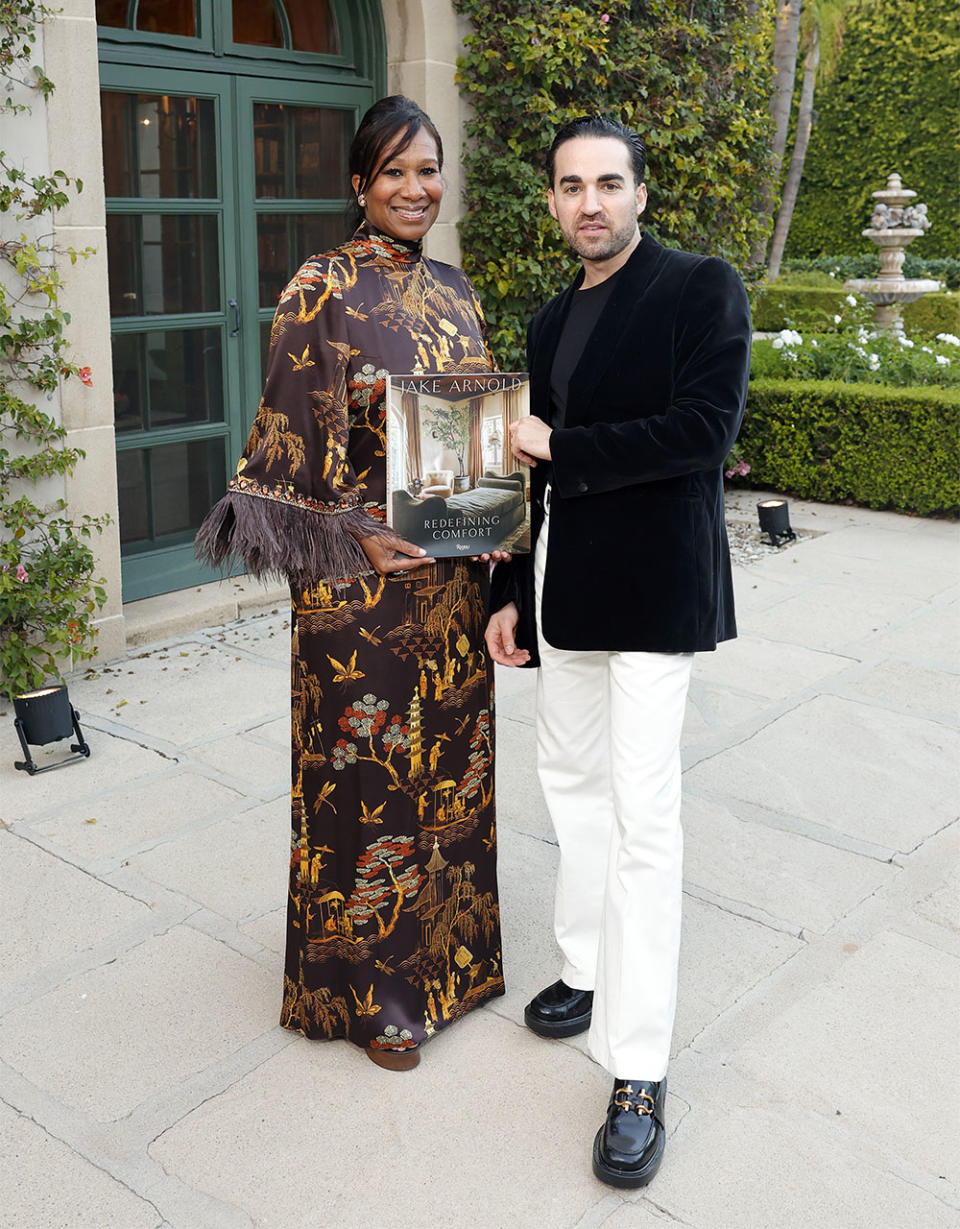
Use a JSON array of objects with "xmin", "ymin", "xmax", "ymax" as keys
[{"xmin": 565, "ymin": 232, "xmax": 667, "ymax": 425}]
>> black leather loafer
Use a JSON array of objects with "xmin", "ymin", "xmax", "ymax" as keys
[
  {"xmin": 524, "ymin": 979, "xmax": 593, "ymax": 1038},
  {"xmin": 592, "ymin": 1077, "xmax": 666, "ymax": 1188}
]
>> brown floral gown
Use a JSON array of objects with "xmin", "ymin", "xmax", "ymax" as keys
[{"xmin": 198, "ymin": 223, "xmax": 504, "ymax": 1052}]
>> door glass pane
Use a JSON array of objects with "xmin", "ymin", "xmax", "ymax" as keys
[
  {"xmin": 152, "ymin": 438, "xmax": 227, "ymax": 538},
  {"xmin": 286, "ymin": 0, "xmax": 340, "ymax": 53},
  {"xmin": 96, "ymin": 0, "xmax": 130, "ymax": 26},
  {"xmin": 107, "ymin": 214, "xmax": 220, "ymax": 315},
  {"xmin": 254, "ymin": 104, "xmax": 352, "ymax": 199},
  {"xmin": 234, "ymin": 0, "xmax": 282, "ymax": 47},
  {"xmin": 112, "ymin": 329, "xmax": 224, "ymax": 432},
  {"xmin": 118, "ymin": 438, "xmax": 227, "ymax": 547},
  {"xmin": 117, "ymin": 449, "xmax": 149, "ymax": 545},
  {"xmin": 136, "ymin": 0, "xmax": 197, "ymax": 36},
  {"xmin": 257, "ymin": 213, "xmax": 344, "ymax": 307},
  {"xmin": 111, "ymin": 332, "xmax": 147, "ymax": 432},
  {"xmin": 101, "ymin": 92, "xmax": 216, "ymax": 199}
]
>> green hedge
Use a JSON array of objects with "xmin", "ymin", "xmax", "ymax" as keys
[
  {"xmin": 750, "ymin": 285, "xmax": 960, "ymax": 337},
  {"xmin": 785, "ymin": 0, "xmax": 959, "ymax": 260},
  {"xmin": 784, "ymin": 254, "xmax": 960, "ymax": 291},
  {"xmin": 733, "ymin": 380, "xmax": 960, "ymax": 516}
]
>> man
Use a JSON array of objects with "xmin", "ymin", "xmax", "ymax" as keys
[{"xmin": 485, "ymin": 115, "xmax": 751, "ymax": 1188}]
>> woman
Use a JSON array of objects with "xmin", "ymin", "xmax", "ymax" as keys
[{"xmin": 197, "ymin": 96, "xmax": 504, "ymax": 1070}]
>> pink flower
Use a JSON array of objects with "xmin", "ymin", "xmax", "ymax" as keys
[
  {"xmin": 601, "ymin": 12, "xmax": 610, "ymax": 21},
  {"xmin": 78, "ymin": 366, "xmax": 93, "ymax": 387},
  {"xmin": 16, "ymin": 564, "xmax": 28, "ymax": 582}
]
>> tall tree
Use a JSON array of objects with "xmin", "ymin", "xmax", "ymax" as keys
[
  {"xmin": 767, "ymin": 0, "xmax": 848, "ymax": 280},
  {"xmin": 751, "ymin": 0, "xmax": 804, "ymax": 266}
]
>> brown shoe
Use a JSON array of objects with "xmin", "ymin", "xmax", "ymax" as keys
[{"xmin": 365, "ymin": 1045, "xmax": 420, "ymax": 1071}]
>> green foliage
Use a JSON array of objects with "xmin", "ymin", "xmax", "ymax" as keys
[
  {"xmin": 785, "ymin": 0, "xmax": 959, "ymax": 260},
  {"xmin": 731, "ymin": 379, "xmax": 960, "ymax": 516},
  {"xmin": 784, "ymin": 253, "xmax": 960, "ymax": 290},
  {"xmin": 751, "ymin": 283, "xmax": 960, "ymax": 337},
  {"xmin": 752, "ymin": 329, "xmax": 960, "ymax": 387},
  {"xmin": 0, "ymin": 1, "xmax": 108, "ymax": 697},
  {"xmin": 454, "ymin": 0, "xmax": 777, "ymax": 367}
]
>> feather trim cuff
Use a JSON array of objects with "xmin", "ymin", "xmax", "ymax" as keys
[{"xmin": 195, "ymin": 488, "xmax": 387, "ymax": 588}]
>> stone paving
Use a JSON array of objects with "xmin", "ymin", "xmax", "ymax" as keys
[{"xmin": 1, "ymin": 495, "xmax": 958, "ymax": 1229}]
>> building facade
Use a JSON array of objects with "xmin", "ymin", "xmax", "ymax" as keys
[{"xmin": 26, "ymin": 0, "xmax": 472, "ymax": 661}]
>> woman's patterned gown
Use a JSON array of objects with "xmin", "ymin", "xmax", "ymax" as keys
[{"xmin": 198, "ymin": 224, "xmax": 505, "ymax": 1052}]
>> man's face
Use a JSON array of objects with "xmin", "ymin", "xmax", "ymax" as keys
[{"xmin": 548, "ymin": 136, "xmax": 647, "ymax": 263}]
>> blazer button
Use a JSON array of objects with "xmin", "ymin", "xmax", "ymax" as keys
[{"xmin": 577, "ymin": 481, "xmax": 588, "ymax": 493}]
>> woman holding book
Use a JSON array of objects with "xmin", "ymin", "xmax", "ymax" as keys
[{"xmin": 198, "ymin": 96, "xmax": 512, "ymax": 1069}]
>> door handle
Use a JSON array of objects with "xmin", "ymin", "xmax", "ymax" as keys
[{"xmin": 229, "ymin": 298, "xmax": 242, "ymax": 337}]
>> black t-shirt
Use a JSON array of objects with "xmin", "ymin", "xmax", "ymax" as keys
[{"xmin": 549, "ymin": 269, "xmax": 622, "ymax": 428}]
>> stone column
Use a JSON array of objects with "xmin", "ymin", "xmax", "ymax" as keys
[
  {"xmin": 382, "ymin": 0, "xmax": 471, "ymax": 267},
  {"xmin": 44, "ymin": 0, "xmax": 125, "ymax": 663}
]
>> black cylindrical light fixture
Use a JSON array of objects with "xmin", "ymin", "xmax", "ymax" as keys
[
  {"xmin": 12, "ymin": 684, "xmax": 90, "ymax": 775},
  {"xmin": 757, "ymin": 499, "xmax": 796, "ymax": 547}
]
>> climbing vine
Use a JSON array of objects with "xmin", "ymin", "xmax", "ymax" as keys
[
  {"xmin": 453, "ymin": 0, "xmax": 776, "ymax": 367},
  {"xmin": 0, "ymin": 0, "xmax": 108, "ymax": 696}
]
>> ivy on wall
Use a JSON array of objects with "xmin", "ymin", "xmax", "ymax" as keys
[
  {"xmin": 453, "ymin": 0, "xmax": 776, "ymax": 368},
  {"xmin": 0, "ymin": 0, "xmax": 108, "ymax": 696},
  {"xmin": 785, "ymin": 0, "xmax": 960, "ymax": 261}
]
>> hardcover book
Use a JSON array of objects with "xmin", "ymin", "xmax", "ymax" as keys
[{"xmin": 386, "ymin": 372, "xmax": 531, "ymax": 558}]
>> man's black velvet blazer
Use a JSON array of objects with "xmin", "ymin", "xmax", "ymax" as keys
[{"xmin": 491, "ymin": 232, "xmax": 752, "ymax": 664}]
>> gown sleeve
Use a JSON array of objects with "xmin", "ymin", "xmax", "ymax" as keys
[{"xmin": 196, "ymin": 251, "xmax": 393, "ymax": 588}]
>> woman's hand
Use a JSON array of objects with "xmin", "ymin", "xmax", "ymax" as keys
[
  {"xmin": 359, "ymin": 532, "xmax": 436, "ymax": 576},
  {"xmin": 472, "ymin": 549, "xmax": 513, "ymax": 564}
]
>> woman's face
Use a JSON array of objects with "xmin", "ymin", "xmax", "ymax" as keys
[{"xmin": 352, "ymin": 127, "xmax": 443, "ymax": 243}]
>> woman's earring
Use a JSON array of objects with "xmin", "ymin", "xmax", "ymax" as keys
[{"xmin": 358, "ymin": 193, "xmax": 366, "ymax": 207}]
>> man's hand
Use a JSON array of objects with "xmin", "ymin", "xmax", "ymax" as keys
[
  {"xmin": 509, "ymin": 416, "xmax": 552, "ymax": 467},
  {"xmin": 358, "ymin": 532, "xmax": 436, "ymax": 576},
  {"xmin": 485, "ymin": 602, "xmax": 531, "ymax": 667}
]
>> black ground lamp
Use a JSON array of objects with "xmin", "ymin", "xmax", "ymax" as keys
[
  {"xmin": 12, "ymin": 684, "xmax": 90, "ymax": 775},
  {"xmin": 757, "ymin": 499, "xmax": 797, "ymax": 547}
]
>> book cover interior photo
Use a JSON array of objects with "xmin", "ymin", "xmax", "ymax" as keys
[{"xmin": 386, "ymin": 373, "xmax": 531, "ymax": 558}]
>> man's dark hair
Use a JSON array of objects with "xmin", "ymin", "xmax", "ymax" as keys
[
  {"xmin": 348, "ymin": 95, "xmax": 443, "ymax": 230},
  {"xmin": 546, "ymin": 115, "xmax": 647, "ymax": 187}
]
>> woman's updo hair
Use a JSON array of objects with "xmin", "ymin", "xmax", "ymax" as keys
[{"xmin": 347, "ymin": 95, "xmax": 443, "ymax": 232}]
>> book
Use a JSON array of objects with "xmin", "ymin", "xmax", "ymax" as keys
[{"xmin": 385, "ymin": 372, "xmax": 531, "ymax": 558}]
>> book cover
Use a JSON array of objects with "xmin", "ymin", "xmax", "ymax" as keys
[{"xmin": 386, "ymin": 372, "xmax": 531, "ymax": 558}]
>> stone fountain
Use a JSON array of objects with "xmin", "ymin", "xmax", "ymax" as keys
[{"xmin": 844, "ymin": 172, "xmax": 939, "ymax": 334}]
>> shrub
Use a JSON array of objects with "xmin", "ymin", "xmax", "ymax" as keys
[
  {"xmin": 752, "ymin": 328, "xmax": 960, "ymax": 388},
  {"xmin": 732, "ymin": 380, "xmax": 960, "ymax": 516},
  {"xmin": 750, "ymin": 284, "xmax": 959, "ymax": 337},
  {"xmin": 784, "ymin": 254, "xmax": 960, "ymax": 290}
]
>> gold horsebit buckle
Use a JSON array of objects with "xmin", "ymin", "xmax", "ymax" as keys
[{"xmin": 613, "ymin": 1084, "xmax": 655, "ymax": 1116}]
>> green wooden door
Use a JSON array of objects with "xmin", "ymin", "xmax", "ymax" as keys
[{"xmin": 97, "ymin": 0, "xmax": 382, "ymax": 601}]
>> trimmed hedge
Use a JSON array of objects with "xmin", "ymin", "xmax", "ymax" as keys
[
  {"xmin": 733, "ymin": 380, "xmax": 960, "ymax": 516},
  {"xmin": 750, "ymin": 285, "xmax": 960, "ymax": 337},
  {"xmin": 784, "ymin": 254, "xmax": 960, "ymax": 291}
]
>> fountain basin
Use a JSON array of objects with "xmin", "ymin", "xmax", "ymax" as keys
[{"xmin": 844, "ymin": 278, "xmax": 941, "ymax": 305}]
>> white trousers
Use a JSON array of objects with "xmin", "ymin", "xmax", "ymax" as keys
[{"xmin": 534, "ymin": 496, "xmax": 693, "ymax": 1080}]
